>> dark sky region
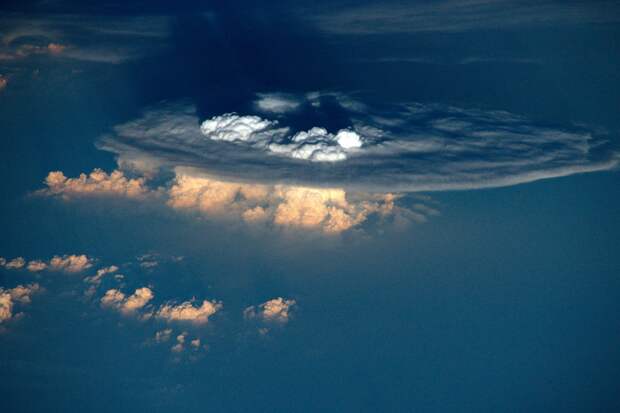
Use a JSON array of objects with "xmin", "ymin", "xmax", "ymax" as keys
[{"xmin": 1, "ymin": 1, "xmax": 619, "ymax": 412}]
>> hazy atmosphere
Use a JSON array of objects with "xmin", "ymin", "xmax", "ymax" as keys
[{"xmin": 1, "ymin": 1, "xmax": 619, "ymax": 412}]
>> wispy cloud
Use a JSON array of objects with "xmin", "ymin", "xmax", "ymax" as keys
[
  {"xmin": 310, "ymin": 0, "xmax": 620, "ymax": 34},
  {"xmin": 0, "ymin": 13, "xmax": 170, "ymax": 64}
]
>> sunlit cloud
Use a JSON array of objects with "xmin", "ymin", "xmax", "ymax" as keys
[
  {"xmin": 156, "ymin": 299, "xmax": 222, "ymax": 325},
  {"xmin": 0, "ymin": 283, "xmax": 41, "ymax": 324},
  {"xmin": 101, "ymin": 287, "xmax": 154, "ymax": 315},
  {"xmin": 1, "ymin": 254, "xmax": 93, "ymax": 273},
  {"xmin": 244, "ymin": 297, "xmax": 297, "ymax": 323},
  {"xmin": 41, "ymin": 169, "xmax": 150, "ymax": 199}
]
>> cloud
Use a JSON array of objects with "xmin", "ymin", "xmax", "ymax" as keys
[
  {"xmin": 2, "ymin": 254, "xmax": 93, "ymax": 273},
  {"xmin": 0, "ymin": 74, "xmax": 6, "ymax": 90},
  {"xmin": 167, "ymin": 169, "xmax": 408, "ymax": 233},
  {"xmin": 154, "ymin": 328, "xmax": 173, "ymax": 343},
  {"xmin": 0, "ymin": 283, "xmax": 41, "ymax": 323},
  {"xmin": 101, "ymin": 287, "xmax": 154, "ymax": 314},
  {"xmin": 41, "ymin": 169, "xmax": 150, "ymax": 199},
  {"xmin": 244, "ymin": 297, "xmax": 297, "ymax": 323},
  {"xmin": 97, "ymin": 96, "xmax": 618, "ymax": 193},
  {"xmin": 49, "ymin": 254, "xmax": 93, "ymax": 273},
  {"xmin": 255, "ymin": 93, "xmax": 302, "ymax": 114},
  {"xmin": 26, "ymin": 260, "xmax": 48, "ymax": 272},
  {"xmin": 84, "ymin": 265, "xmax": 119, "ymax": 285},
  {"xmin": 156, "ymin": 299, "xmax": 222, "ymax": 324},
  {"xmin": 309, "ymin": 0, "xmax": 620, "ymax": 34},
  {"xmin": 3, "ymin": 257, "xmax": 25, "ymax": 269},
  {"xmin": 199, "ymin": 112, "xmax": 363, "ymax": 162},
  {"xmin": 0, "ymin": 14, "xmax": 170, "ymax": 64}
]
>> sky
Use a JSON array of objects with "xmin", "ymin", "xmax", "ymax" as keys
[{"xmin": 1, "ymin": 1, "xmax": 619, "ymax": 412}]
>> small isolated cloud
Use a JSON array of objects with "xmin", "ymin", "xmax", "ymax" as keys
[
  {"xmin": 156, "ymin": 299, "xmax": 222, "ymax": 325},
  {"xmin": 41, "ymin": 169, "xmax": 149, "ymax": 199},
  {"xmin": 4, "ymin": 257, "xmax": 25, "ymax": 270},
  {"xmin": 154, "ymin": 328, "xmax": 173, "ymax": 343},
  {"xmin": 84, "ymin": 265, "xmax": 119, "ymax": 285},
  {"xmin": 244, "ymin": 297, "xmax": 297, "ymax": 323},
  {"xmin": 101, "ymin": 287, "xmax": 154, "ymax": 315},
  {"xmin": 0, "ymin": 74, "xmax": 7, "ymax": 90},
  {"xmin": 49, "ymin": 254, "xmax": 93, "ymax": 273},
  {"xmin": 0, "ymin": 283, "xmax": 41, "ymax": 323},
  {"xmin": 26, "ymin": 260, "xmax": 48, "ymax": 272}
]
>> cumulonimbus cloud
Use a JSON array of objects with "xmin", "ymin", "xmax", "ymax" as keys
[{"xmin": 97, "ymin": 93, "xmax": 618, "ymax": 193}]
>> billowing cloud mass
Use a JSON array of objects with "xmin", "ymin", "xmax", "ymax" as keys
[
  {"xmin": 101, "ymin": 287, "xmax": 154, "ymax": 314},
  {"xmin": 42, "ymin": 169, "xmax": 149, "ymax": 199},
  {"xmin": 0, "ymin": 283, "xmax": 41, "ymax": 323},
  {"xmin": 97, "ymin": 94, "xmax": 618, "ymax": 193},
  {"xmin": 167, "ymin": 168, "xmax": 412, "ymax": 233},
  {"xmin": 244, "ymin": 297, "xmax": 296, "ymax": 323},
  {"xmin": 156, "ymin": 299, "xmax": 222, "ymax": 324},
  {"xmin": 199, "ymin": 113, "xmax": 363, "ymax": 162}
]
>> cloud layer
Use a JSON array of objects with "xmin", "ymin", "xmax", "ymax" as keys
[{"xmin": 98, "ymin": 93, "xmax": 618, "ymax": 193}]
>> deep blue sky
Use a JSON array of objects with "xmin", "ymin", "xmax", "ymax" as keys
[{"xmin": 1, "ymin": 1, "xmax": 619, "ymax": 412}]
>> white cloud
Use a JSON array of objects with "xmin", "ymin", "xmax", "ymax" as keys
[
  {"xmin": 255, "ymin": 93, "xmax": 301, "ymax": 114},
  {"xmin": 42, "ymin": 169, "xmax": 149, "ymax": 199},
  {"xmin": 156, "ymin": 299, "xmax": 222, "ymax": 324},
  {"xmin": 199, "ymin": 113, "xmax": 364, "ymax": 162},
  {"xmin": 244, "ymin": 297, "xmax": 297, "ymax": 323},
  {"xmin": 101, "ymin": 287, "xmax": 154, "ymax": 314}
]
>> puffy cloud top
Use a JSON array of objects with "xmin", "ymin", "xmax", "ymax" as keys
[
  {"xmin": 156, "ymin": 299, "xmax": 222, "ymax": 324},
  {"xmin": 244, "ymin": 297, "xmax": 297, "ymax": 323},
  {"xmin": 101, "ymin": 287, "xmax": 154, "ymax": 314},
  {"xmin": 0, "ymin": 283, "xmax": 41, "ymax": 323},
  {"xmin": 43, "ymin": 169, "xmax": 149, "ymax": 199},
  {"xmin": 199, "ymin": 113, "xmax": 364, "ymax": 162}
]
